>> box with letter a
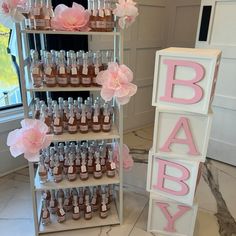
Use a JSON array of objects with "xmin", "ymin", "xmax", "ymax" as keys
[
  {"xmin": 147, "ymin": 193, "xmax": 198, "ymax": 236},
  {"xmin": 152, "ymin": 47, "xmax": 221, "ymax": 115}
]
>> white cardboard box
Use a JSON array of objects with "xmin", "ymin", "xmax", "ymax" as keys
[{"xmin": 152, "ymin": 47, "xmax": 221, "ymax": 115}]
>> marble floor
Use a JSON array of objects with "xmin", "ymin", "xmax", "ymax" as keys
[{"xmin": 0, "ymin": 126, "xmax": 236, "ymax": 236}]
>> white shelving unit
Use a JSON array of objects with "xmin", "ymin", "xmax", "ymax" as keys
[{"xmin": 16, "ymin": 23, "xmax": 124, "ymax": 236}]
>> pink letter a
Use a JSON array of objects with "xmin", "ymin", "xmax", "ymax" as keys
[
  {"xmin": 160, "ymin": 117, "xmax": 199, "ymax": 155},
  {"xmin": 156, "ymin": 202, "xmax": 190, "ymax": 232}
]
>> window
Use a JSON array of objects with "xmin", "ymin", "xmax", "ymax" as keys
[{"xmin": 0, "ymin": 24, "xmax": 22, "ymax": 110}]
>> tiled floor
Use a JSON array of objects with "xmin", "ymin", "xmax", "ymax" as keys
[{"xmin": 0, "ymin": 126, "xmax": 236, "ymax": 236}]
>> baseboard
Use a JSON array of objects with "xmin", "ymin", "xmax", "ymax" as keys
[{"xmin": 0, "ymin": 164, "xmax": 28, "ymax": 178}]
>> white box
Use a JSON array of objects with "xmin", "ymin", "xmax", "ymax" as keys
[
  {"xmin": 152, "ymin": 108, "xmax": 213, "ymax": 162},
  {"xmin": 147, "ymin": 193, "xmax": 198, "ymax": 236},
  {"xmin": 152, "ymin": 47, "xmax": 221, "ymax": 115},
  {"xmin": 146, "ymin": 151, "xmax": 200, "ymax": 206}
]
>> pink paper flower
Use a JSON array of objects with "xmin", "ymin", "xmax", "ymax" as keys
[
  {"xmin": 51, "ymin": 2, "xmax": 90, "ymax": 31},
  {"xmin": 113, "ymin": 0, "xmax": 138, "ymax": 29},
  {"xmin": 96, "ymin": 62, "xmax": 137, "ymax": 105},
  {"xmin": 113, "ymin": 143, "xmax": 134, "ymax": 171},
  {"xmin": 7, "ymin": 119, "xmax": 52, "ymax": 162}
]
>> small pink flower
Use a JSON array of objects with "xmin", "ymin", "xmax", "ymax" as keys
[
  {"xmin": 51, "ymin": 2, "xmax": 90, "ymax": 31},
  {"xmin": 113, "ymin": 143, "xmax": 134, "ymax": 171},
  {"xmin": 96, "ymin": 62, "xmax": 137, "ymax": 105},
  {"xmin": 7, "ymin": 119, "xmax": 52, "ymax": 162},
  {"xmin": 113, "ymin": 0, "xmax": 138, "ymax": 29}
]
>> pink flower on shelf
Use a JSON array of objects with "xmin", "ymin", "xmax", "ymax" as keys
[
  {"xmin": 113, "ymin": 0, "xmax": 138, "ymax": 29},
  {"xmin": 51, "ymin": 2, "xmax": 90, "ymax": 31},
  {"xmin": 96, "ymin": 62, "xmax": 137, "ymax": 105},
  {"xmin": 7, "ymin": 119, "xmax": 52, "ymax": 162},
  {"xmin": 113, "ymin": 143, "xmax": 134, "ymax": 171}
]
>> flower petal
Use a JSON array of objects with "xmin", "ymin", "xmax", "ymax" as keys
[
  {"xmin": 101, "ymin": 87, "xmax": 115, "ymax": 101},
  {"xmin": 24, "ymin": 152, "xmax": 40, "ymax": 162},
  {"xmin": 9, "ymin": 145, "xmax": 23, "ymax": 157},
  {"xmin": 116, "ymin": 96, "xmax": 131, "ymax": 105}
]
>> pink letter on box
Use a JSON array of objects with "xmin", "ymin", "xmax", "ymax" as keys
[
  {"xmin": 153, "ymin": 159, "xmax": 190, "ymax": 196},
  {"xmin": 160, "ymin": 117, "xmax": 199, "ymax": 155},
  {"xmin": 160, "ymin": 59, "xmax": 205, "ymax": 104},
  {"xmin": 156, "ymin": 202, "xmax": 191, "ymax": 232}
]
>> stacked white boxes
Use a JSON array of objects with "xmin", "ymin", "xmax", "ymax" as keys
[{"xmin": 146, "ymin": 47, "xmax": 221, "ymax": 236}]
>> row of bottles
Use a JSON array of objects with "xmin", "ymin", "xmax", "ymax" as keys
[
  {"xmin": 33, "ymin": 96, "xmax": 113, "ymax": 135},
  {"xmin": 41, "ymin": 185, "xmax": 114, "ymax": 224},
  {"xmin": 38, "ymin": 141, "xmax": 117, "ymax": 183},
  {"xmin": 30, "ymin": 49, "xmax": 114, "ymax": 88},
  {"xmin": 24, "ymin": 0, "xmax": 116, "ymax": 32}
]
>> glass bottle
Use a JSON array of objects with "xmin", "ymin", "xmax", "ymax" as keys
[
  {"xmin": 79, "ymin": 104, "xmax": 89, "ymax": 134},
  {"xmin": 87, "ymin": 150, "xmax": 94, "ymax": 174},
  {"xmin": 72, "ymin": 189, "xmax": 80, "ymax": 220},
  {"xmin": 44, "ymin": 52, "xmax": 57, "ymax": 87},
  {"xmin": 80, "ymin": 152, "xmax": 89, "ymax": 180},
  {"xmin": 78, "ymin": 187, "xmax": 85, "ymax": 211},
  {"xmin": 41, "ymin": 199, "xmax": 50, "ymax": 225},
  {"xmin": 33, "ymin": 0, "xmax": 45, "ymax": 30},
  {"xmin": 53, "ymin": 106, "xmax": 63, "ymax": 135},
  {"xmin": 31, "ymin": 50, "xmax": 43, "ymax": 87},
  {"xmin": 104, "ymin": 0, "xmax": 114, "ymax": 32},
  {"xmin": 75, "ymin": 149, "xmax": 81, "ymax": 174},
  {"xmin": 106, "ymin": 149, "xmax": 116, "ymax": 177},
  {"xmin": 85, "ymin": 100, "xmax": 92, "ymax": 129},
  {"xmin": 62, "ymin": 100, "xmax": 69, "ymax": 131},
  {"xmin": 64, "ymin": 189, "xmax": 73, "ymax": 212},
  {"xmin": 92, "ymin": 102, "xmax": 101, "ymax": 132},
  {"xmin": 40, "ymin": 104, "xmax": 52, "ymax": 134},
  {"xmin": 44, "ymin": 0, "xmax": 53, "ymax": 30},
  {"xmin": 70, "ymin": 53, "xmax": 80, "ymax": 87},
  {"xmin": 107, "ymin": 184, "xmax": 113, "ymax": 210},
  {"xmin": 81, "ymin": 53, "xmax": 92, "ymax": 87},
  {"xmin": 91, "ymin": 0, "xmax": 98, "ymax": 31},
  {"xmin": 34, "ymin": 100, "xmax": 41, "ymax": 119},
  {"xmin": 97, "ymin": 0, "xmax": 106, "ymax": 32},
  {"xmin": 27, "ymin": 0, "xmax": 35, "ymax": 30},
  {"xmin": 38, "ymin": 154, "xmax": 48, "ymax": 183},
  {"xmin": 49, "ymin": 189, "xmax": 58, "ymax": 214},
  {"xmin": 100, "ymin": 145, "xmax": 107, "ymax": 173},
  {"xmin": 91, "ymin": 186, "xmax": 99, "ymax": 212},
  {"xmin": 57, "ymin": 52, "xmax": 68, "ymax": 87},
  {"xmin": 57, "ymin": 197, "xmax": 66, "ymax": 223},
  {"xmin": 88, "ymin": 0, "xmax": 95, "ymax": 31},
  {"xmin": 68, "ymin": 107, "xmax": 78, "ymax": 134},
  {"xmin": 76, "ymin": 51, "xmax": 84, "ymax": 82},
  {"xmin": 93, "ymin": 150, "xmax": 102, "ymax": 179},
  {"xmin": 92, "ymin": 51, "xmax": 103, "ymax": 86},
  {"xmin": 102, "ymin": 103, "xmax": 111, "ymax": 132},
  {"xmin": 42, "ymin": 190, "xmax": 51, "ymax": 206},
  {"xmin": 100, "ymin": 187, "xmax": 108, "ymax": 218},
  {"xmin": 49, "ymin": 149, "xmax": 55, "ymax": 176},
  {"xmin": 84, "ymin": 190, "xmax": 92, "ymax": 220},
  {"xmin": 44, "ymin": 147, "xmax": 50, "ymax": 171},
  {"xmin": 67, "ymin": 153, "xmax": 77, "ymax": 181},
  {"xmin": 53, "ymin": 155, "xmax": 63, "ymax": 183},
  {"xmin": 63, "ymin": 151, "xmax": 70, "ymax": 175}
]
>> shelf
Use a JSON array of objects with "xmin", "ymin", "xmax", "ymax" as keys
[
  {"xmin": 35, "ymin": 168, "xmax": 120, "ymax": 191},
  {"xmin": 21, "ymin": 29, "xmax": 121, "ymax": 36},
  {"xmin": 27, "ymin": 84, "xmax": 102, "ymax": 92},
  {"xmin": 39, "ymin": 202, "xmax": 120, "ymax": 234},
  {"xmin": 50, "ymin": 126, "xmax": 120, "ymax": 142}
]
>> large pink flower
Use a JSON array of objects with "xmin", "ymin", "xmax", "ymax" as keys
[
  {"xmin": 7, "ymin": 119, "xmax": 52, "ymax": 162},
  {"xmin": 96, "ymin": 62, "xmax": 137, "ymax": 105},
  {"xmin": 113, "ymin": 143, "xmax": 134, "ymax": 171},
  {"xmin": 113, "ymin": 0, "xmax": 138, "ymax": 29},
  {"xmin": 51, "ymin": 2, "xmax": 90, "ymax": 31}
]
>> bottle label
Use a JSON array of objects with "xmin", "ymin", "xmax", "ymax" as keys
[
  {"xmin": 54, "ymin": 174, "xmax": 62, "ymax": 182},
  {"xmin": 92, "ymin": 124, "xmax": 101, "ymax": 131},
  {"xmin": 68, "ymin": 173, "xmax": 76, "ymax": 180},
  {"xmin": 68, "ymin": 117, "xmax": 74, "ymax": 125},
  {"xmin": 46, "ymin": 77, "xmax": 56, "ymax": 85},
  {"xmin": 93, "ymin": 116, "xmax": 98, "ymax": 123},
  {"xmin": 101, "ymin": 158, "xmax": 105, "ymax": 165},
  {"xmin": 32, "ymin": 67, "xmax": 40, "ymax": 75},
  {"xmin": 42, "ymin": 216, "xmax": 50, "ymax": 225},
  {"xmin": 96, "ymin": 164, "xmax": 101, "ymax": 171},
  {"xmin": 34, "ymin": 19, "xmax": 45, "ymax": 27},
  {"xmin": 68, "ymin": 166, "xmax": 74, "ymax": 174},
  {"xmin": 70, "ymin": 77, "xmax": 79, "ymax": 84},
  {"xmin": 102, "ymin": 124, "xmax": 111, "ymax": 131},
  {"xmin": 71, "ymin": 67, "xmax": 77, "ymax": 75},
  {"xmin": 82, "ymin": 66, "xmax": 88, "ymax": 75},
  {"xmin": 105, "ymin": 9, "xmax": 111, "ymax": 16},
  {"xmin": 53, "ymin": 166, "xmax": 58, "ymax": 174},
  {"xmin": 82, "ymin": 77, "xmax": 91, "ymax": 84},
  {"xmin": 93, "ymin": 9, "xmax": 98, "ymax": 16},
  {"xmin": 102, "ymin": 204, "xmax": 107, "ymax": 212},
  {"xmin": 90, "ymin": 21, "xmax": 96, "ymax": 28},
  {"xmin": 57, "ymin": 215, "xmax": 66, "ymax": 222},
  {"xmin": 104, "ymin": 115, "xmax": 110, "ymax": 123},
  {"xmin": 96, "ymin": 21, "xmax": 107, "ymax": 29},
  {"xmin": 45, "ymin": 67, "xmax": 52, "ymax": 75},
  {"xmin": 74, "ymin": 206, "xmax": 79, "ymax": 214},
  {"xmin": 92, "ymin": 197, "xmax": 97, "ymax": 205},
  {"xmin": 94, "ymin": 66, "xmax": 100, "ymax": 75},
  {"xmin": 79, "ymin": 197, "xmax": 83, "ymax": 205},
  {"xmin": 94, "ymin": 171, "xmax": 102, "ymax": 178},
  {"xmin": 57, "ymin": 77, "xmax": 68, "ymax": 84},
  {"xmin": 99, "ymin": 9, "xmax": 104, "ymax": 17},
  {"xmin": 50, "ymin": 200, "xmax": 55, "ymax": 208},
  {"xmin": 80, "ymin": 171, "xmax": 88, "ymax": 179},
  {"xmin": 111, "ymin": 162, "xmax": 116, "ymax": 170},
  {"xmin": 54, "ymin": 118, "xmax": 60, "ymax": 126},
  {"xmin": 100, "ymin": 211, "xmax": 108, "ymax": 217},
  {"xmin": 88, "ymin": 159, "xmax": 93, "ymax": 166},
  {"xmin": 107, "ymin": 170, "xmax": 115, "ymax": 176},
  {"xmin": 59, "ymin": 66, "xmax": 65, "ymax": 74},
  {"xmin": 86, "ymin": 205, "xmax": 92, "ymax": 212},
  {"xmin": 54, "ymin": 126, "xmax": 63, "ymax": 133},
  {"xmin": 80, "ymin": 125, "xmax": 88, "ymax": 132},
  {"xmin": 59, "ymin": 208, "xmax": 65, "ymax": 216},
  {"xmin": 33, "ymin": 7, "xmax": 40, "ymax": 16},
  {"xmin": 68, "ymin": 125, "xmax": 77, "ymax": 132},
  {"xmin": 64, "ymin": 199, "xmax": 69, "ymax": 205}
]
